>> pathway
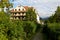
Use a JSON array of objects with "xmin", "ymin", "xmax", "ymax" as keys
[{"xmin": 31, "ymin": 28, "xmax": 44, "ymax": 40}]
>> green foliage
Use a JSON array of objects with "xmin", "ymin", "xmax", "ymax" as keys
[
  {"xmin": 48, "ymin": 6, "xmax": 60, "ymax": 23},
  {"xmin": 47, "ymin": 23, "xmax": 60, "ymax": 39},
  {"xmin": 0, "ymin": 0, "xmax": 13, "ymax": 12},
  {"xmin": 43, "ymin": 22, "xmax": 60, "ymax": 40},
  {"xmin": 23, "ymin": 21, "xmax": 37, "ymax": 39},
  {"xmin": 47, "ymin": 23, "xmax": 60, "ymax": 33},
  {"xmin": 44, "ymin": 6, "xmax": 60, "ymax": 40},
  {"xmin": 0, "ymin": 2, "xmax": 38, "ymax": 40},
  {"xmin": 0, "ymin": 11, "xmax": 9, "ymax": 40},
  {"xmin": 0, "ymin": 0, "xmax": 12, "ymax": 8},
  {"xmin": 26, "ymin": 8, "xmax": 36, "ymax": 22},
  {"xmin": 0, "ymin": 32, "xmax": 8, "ymax": 40},
  {"xmin": 0, "ymin": 11, "xmax": 38, "ymax": 40}
]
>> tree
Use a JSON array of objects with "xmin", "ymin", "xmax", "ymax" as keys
[
  {"xmin": 26, "ymin": 8, "xmax": 36, "ymax": 22},
  {"xmin": 0, "ymin": 6, "xmax": 38, "ymax": 40},
  {"xmin": 0, "ymin": 0, "xmax": 13, "ymax": 12},
  {"xmin": 48, "ymin": 6, "xmax": 60, "ymax": 23},
  {"xmin": 1, "ymin": 0, "xmax": 12, "ymax": 8},
  {"xmin": 23, "ymin": 21, "xmax": 37, "ymax": 40}
]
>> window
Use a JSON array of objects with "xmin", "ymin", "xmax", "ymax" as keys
[
  {"xmin": 22, "ymin": 13, "xmax": 24, "ymax": 14},
  {"xmin": 19, "ymin": 9, "xmax": 20, "ymax": 11},
  {"xmin": 15, "ymin": 17, "xmax": 16, "ymax": 19},
  {"xmin": 19, "ymin": 13, "xmax": 20, "ymax": 14},
  {"xmin": 23, "ymin": 17, "xmax": 26, "ymax": 20},
  {"xmin": 22, "ymin": 9, "xmax": 24, "ymax": 11},
  {"xmin": 15, "ymin": 13, "xmax": 17, "ymax": 15},
  {"xmin": 15, "ymin": 9, "xmax": 17, "ymax": 11},
  {"xmin": 18, "ymin": 17, "xmax": 20, "ymax": 19}
]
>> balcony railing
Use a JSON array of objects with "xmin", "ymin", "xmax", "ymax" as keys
[{"xmin": 11, "ymin": 13, "xmax": 26, "ymax": 16}]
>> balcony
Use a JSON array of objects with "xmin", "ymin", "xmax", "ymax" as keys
[
  {"xmin": 10, "ymin": 17, "xmax": 13, "ymax": 19},
  {"xmin": 11, "ymin": 13, "xmax": 26, "ymax": 17},
  {"xmin": 22, "ymin": 13, "xmax": 26, "ymax": 16}
]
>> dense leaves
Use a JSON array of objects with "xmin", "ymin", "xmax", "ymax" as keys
[
  {"xmin": 0, "ymin": 0, "xmax": 40, "ymax": 40},
  {"xmin": 0, "ymin": 9, "xmax": 37, "ymax": 40},
  {"xmin": 0, "ymin": 0, "xmax": 12, "ymax": 12},
  {"xmin": 0, "ymin": 0, "xmax": 12, "ymax": 8},
  {"xmin": 43, "ymin": 6, "xmax": 60, "ymax": 40},
  {"xmin": 48, "ymin": 6, "xmax": 60, "ymax": 23},
  {"xmin": 26, "ymin": 8, "xmax": 36, "ymax": 22}
]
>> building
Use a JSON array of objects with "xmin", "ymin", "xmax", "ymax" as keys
[
  {"xmin": 10, "ymin": 6, "xmax": 40, "ymax": 23},
  {"xmin": 10, "ymin": 6, "xmax": 34, "ymax": 20},
  {"xmin": 0, "ymin": 7, "xmax": 8, "ymax": 12},
  {"xmin": 36, "ymin": 14, "xmax": 40, "ymax": 23}
]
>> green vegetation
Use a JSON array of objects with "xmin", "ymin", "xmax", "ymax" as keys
[
  {"xmin": 0, "ymin": 0, "xmax": 39, "ymax": 40},
  {"xmin": 47, "ymin": 23, "xmax": 60, "ymax": 32},
  {"xmin": 0, "ymin": 0, "xmax": 12, "ymax": 8},
  {"xmin": 42, "ymin": 6, "xmax": 60, "ymax": 40},
  {"xmin": 48, "ymin": 6, "xmax": 60, "ymax": 23},
  {"xmin": 26, "ymin": 8, "xmax": 36, "ymax": 21},
  {"xmin": 0, "ymin": 0, "xmax": 38, "ymax": 39},
  {"xmin": 0, "ymin": 0, "xmax": 12, "ymax": 12},
  {"xmin": 1, "ymin": 0, "xmax": 60, "ymax": 40}
]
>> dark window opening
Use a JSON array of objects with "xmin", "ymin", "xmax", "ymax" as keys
[
  {"xmin": 18, "ymin": 17, "xmax": 20, "ymax": 19},
  {"xmin": 15, "ymin": 17, "xmax": 16, "ymax": 19},
  {"xmin": 19, "ymin": 13, "xmax": 20, "ymax": 14},
  {"xmin": 22, "ymin": 9, "xmax": 24, "ymax": 11},
  {"xmin": 15, "ymin": 9, "xmax": 17, "ymax": 11},
  {"xmin": 22, "ymin": 13, "xmax": 24, "ymax": 14},
  {"xmin": 15, "ymin": 13, "xmax": 17, "ymax": 15},
  {"xmin": 19, "ymin": 9, "xmax": 20, "ymax": 11}
]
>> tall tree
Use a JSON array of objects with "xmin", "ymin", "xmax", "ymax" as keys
[
  {"xmin": 48, "ymin": 6, "xmax": 60, "ymax": 23},
  {"xmin": 26, "ymin": 8, "xmax": 36, "ymax": 22}
]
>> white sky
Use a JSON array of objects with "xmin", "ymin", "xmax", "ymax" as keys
[{"xmin": 10, "ymin": 0, "xmax": 60, "ymax": 18}]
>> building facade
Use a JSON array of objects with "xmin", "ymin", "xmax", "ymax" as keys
[
  {"xmin": 10, "ymin": 6, "xmax": 40, "ymax": 23},
  {"xmin": 10, "ymin": 6, "xmax": 33, "ymax": 20}
]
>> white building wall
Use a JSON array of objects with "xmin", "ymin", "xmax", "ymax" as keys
[
  {"xmin": 36, "ymin": 14, "xmax": 40, "ymax": 24},
  {"xmin": 14, "ymin": 6, "xmax": 26, "ymax": 11},
  {"xmin": 35, "ymin": 10, "xmax": 40, "ymax": 24}
]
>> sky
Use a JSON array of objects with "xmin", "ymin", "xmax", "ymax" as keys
[{"xmin": 10, "ymin": 0, "xmax": 60, "ymax": 18}]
